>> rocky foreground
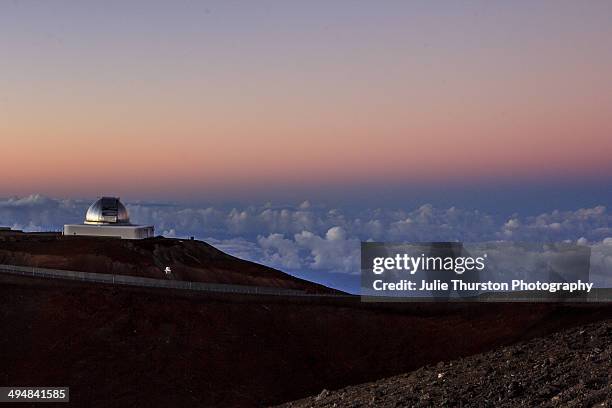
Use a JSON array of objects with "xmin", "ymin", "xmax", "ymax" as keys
[{"xmin": 280, "ymin": 319, "xmax": 612, "ymax": 407}]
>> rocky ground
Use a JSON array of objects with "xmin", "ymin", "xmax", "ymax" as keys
[{"xmin": 280, "ymin": 319, "xmax": 612, "ymax": 408}]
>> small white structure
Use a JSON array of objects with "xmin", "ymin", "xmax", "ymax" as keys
[{"xmin": 64, "ymin": 197, "xmax": 154, "ymax": 239}]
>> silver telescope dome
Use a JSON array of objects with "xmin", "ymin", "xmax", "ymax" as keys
[{"xmin": 84, "ymin": 197, "xmax": 130, "ymax": 225}]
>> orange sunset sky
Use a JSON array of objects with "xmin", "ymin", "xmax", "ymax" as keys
[{"xmin": 1, "ymin": 1, "xmax": 611, "ymax": 201}]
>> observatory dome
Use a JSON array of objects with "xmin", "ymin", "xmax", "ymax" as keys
[{"xmin": 84, "ymin": 197, "xmax": 130, "ymax": 225}]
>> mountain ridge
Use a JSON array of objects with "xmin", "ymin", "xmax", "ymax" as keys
[{"xmin": 0, "ymin": 231, "xmax": 337, "ymax": 294}]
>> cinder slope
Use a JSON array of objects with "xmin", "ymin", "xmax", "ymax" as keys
[{"xmin": 0, "ymin": 233, "xmax": 336, "ymax": 293}]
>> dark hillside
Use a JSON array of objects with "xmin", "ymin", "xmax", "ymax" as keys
[
  {"xmin": 1, "ymin": 274, "xmax": 611, "ymax": 407},
  {"xmin": 0, "ymin": 232, "xmax": 335, "ymax": 293}
]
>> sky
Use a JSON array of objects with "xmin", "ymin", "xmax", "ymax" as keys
[
  {"xmin": 1, "ymin": 2, "xmax": 611, "ymax": 291},
  {"xmin": 1, "ymin": 1, "xmax": 611, "ymax": 205}
]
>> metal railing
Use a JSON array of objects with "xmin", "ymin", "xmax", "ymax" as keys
[{"xmin": 0, "ymin": 264, "xmax": 321, "ymax": 297}]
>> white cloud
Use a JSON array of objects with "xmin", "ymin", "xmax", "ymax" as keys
[
  {"xmin": 504, "ymin": 219, "xmax": 520, "ymax": 229},
  {"xmin": 0, "ymin": 195, "xmax": 610, "ymax": 275},
  {"xmin": 294, "ymin": 227, "xmax": 360, "ymax": 273},
  {"xmin": 0, "ymin": 194, "xmax": 86, "ymax": 231},
  {"xmin": 325, "ymin": 226, "xmax": 346, "ymax": 241},
  {"xmin": 257, "ymin": 233, "xmax": 302, "ymax": 269}
]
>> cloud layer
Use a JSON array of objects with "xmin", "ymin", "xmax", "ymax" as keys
[{"xmin": 1, "ymin": 195, "xmax": 610, "ymax": 275}]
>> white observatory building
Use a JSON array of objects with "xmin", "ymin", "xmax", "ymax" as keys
[{"xmin": 63, "ymin": 197, "xmax": 154, "ymax": 239}]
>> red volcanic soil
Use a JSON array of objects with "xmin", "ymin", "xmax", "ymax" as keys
[
  {"xmin": 1, "ymin": 274, "xmax": 611, "ymax": 407},
  {"xmin": 0, "ymin": 232, "xmax": 334, "ymax": 293}
]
